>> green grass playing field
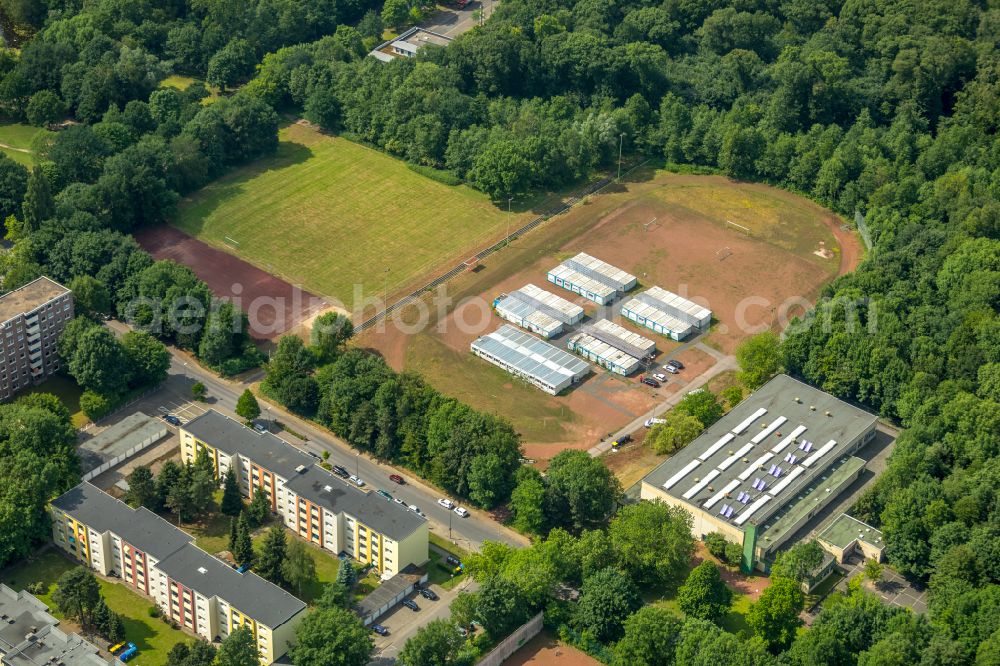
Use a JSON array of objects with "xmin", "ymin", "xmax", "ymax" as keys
[{"xmin": 173, "ymin": 123, "xmax": 528, "ymax": 310}]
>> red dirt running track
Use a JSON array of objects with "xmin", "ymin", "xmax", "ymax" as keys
[{"xmin": 135, "ymin": 226, "xmax": 328, "ymax": 340}]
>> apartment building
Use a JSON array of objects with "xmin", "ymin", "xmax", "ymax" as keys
[
  {"xmin": 50, "ymin": 484, "xmax": 305, "ymax": 665},
  {"xmin": 0, "ymin": 277, "xmax": 73, "ymax": 401},
  {"xmin": 180, "ymin": 410, "xmax": 429, "ymax": 576}
]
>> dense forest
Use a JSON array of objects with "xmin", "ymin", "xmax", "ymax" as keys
[{"xmin": 0, "ymin": 0, "xmax": 997, "ymax": 663}]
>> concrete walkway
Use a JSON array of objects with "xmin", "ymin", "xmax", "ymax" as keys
[{"xmin": 588, "ymin": 345, "xmax": 737, "ymax": 457}]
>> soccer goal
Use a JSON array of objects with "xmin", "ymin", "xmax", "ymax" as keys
[
  {"xmin": 224, "ymin": 236, "xmax": 240, "ymax": 248},
  {"xmin": 463, "ymin": 256, "xmax": 479, "ymax": 272},
  {"xmin": 726, "ymin": 220, "xmax": 750, "ymax": 236},
  {"xmin": 717, "ymin": 247, "xmax": 732, "ymax": 261},
  {"xmin": 643, "ymin": 217, "xmax": 660, "ymax": 232}
]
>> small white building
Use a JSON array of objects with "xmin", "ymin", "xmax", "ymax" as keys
[
  {"xmin": 471, "ymin": 325, "xmax": 591, "ymax": 394},
  {"xmin": 547, "ymin": 253, "xmax": 636, "ymax": 305}
]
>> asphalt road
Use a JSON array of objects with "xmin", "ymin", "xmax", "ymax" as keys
[
  {"xmin": 107, "ymin": 322, "xmax": 525, "ymax": 552},
  {"xmin": 421, "ymin": 1, "xmax": 498, "ymax": 38}
]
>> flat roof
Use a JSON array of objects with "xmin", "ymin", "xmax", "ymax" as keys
[
  {"xmin": 515, "ymin": 284, "xmax": 584, "ymax": 321},
  {"xmin": 51, "ymin": 483, "xmax": 193, "ymax": 557},
  {"xmin": 78, "ymin": 414, "xmax": 167, "ymax": 474},
  {"xmin": 620, "ymin": 298, "xmax": 694, "ymax": 336},
  {"xmin": 639, "ymin": 286, "xmax": 711, "ymax": 322},
  {"xmin": 155, "ymin": 544, "xmax": 305, "ymax": 629},
  {"xmin": 756, "ymin": 456, "xmax": 865, "ymax": 553},
  {"xmin": 495, "ymin": 295, "xmax": 562, "ymax": 337},
  {"xmin": 818, "ymin": 513, "xmax": 884, "ymax": 551},
  {"xmin": 589, "ymin": 319, "xmax": 656, "ymax": 356},
  {"xmin": 567, "ymin": 331, "xmax": 640, "ymax": 371},
  {"xmin": 547, "ymin": 265, "xmax": 616, "ymax": 299},
  {"xmin": 284, "ymin": 466, "xmax": 426, "ymax": 542},
  {"xmin": 643, "ymin": 375, "xmax": 878, "ymax": 531},
  {"xmin": 471, "ymin": 325, "xmax": 591, "ymax": 389},
  {"xmin": 356, "ymin": 564, "xmax": 424, "ymax": 617},
  {"xmin": 563, "ymin": 253, "xmax": 636, "ymax": 290},
  {"xmin": 182, "ymin": 411, "xmax": 315, "ymax": 481},
  {"xmin": 0, "ymin": 277, "xmax": 69, "ymax": 324}
]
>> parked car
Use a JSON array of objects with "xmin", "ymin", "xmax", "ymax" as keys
[
  {"xmin": 445, "ymin": 555, "xmax": 461, "ymax": 567},
  {"xmin": 163, "ymin": 414, "xmax": 181, "ymax": 426},
  {"xmin": 118, "ymin": 644, "xmax": 138, "ymax": 662},
  {"xmin": 653, "ymin": 373, "xmax": 668, "ymax": 382},
  {"xmin": 332, "ymin": 465, "xmax": 349, "ymax": 478},
  {"xmin": 667, "ymin": 359, "xmax": 685, "ymax": 369},
  {"xmin": 253, "ymin": 422, "xmax": 267, "ymax": 433},
  {"xmin": 663, "ymin": 365, "xmax": 679, "ymax": 374},
  {"xmin": 389, "ymin": 474, "xmax": 405, "ymax": 484},
  {"xmin": 641, "ymin": 376, "xmax": 660, "ymax": 388},
  {"xmin": 401, "ymin": 599, "xmax": 420, "ymax": 611},
  {"xmin": 109, "ymin": 642, "xmax": 127, "ymax": 655},
  {"xmin": 377, "ymin": 489, "xmax": 393, "ymax": 501},
  {"xmin": 453, "ymin": 506, "xmax": 469, "ymax": 517},
  {"xmin": 437, "ymin": 498, "xmax": 455, "ymax": 510},
  {"xmin": 614, "ymin": 434, "xmax": 632, "ymax": 447},
  {"xmin": 394, "ymin": 497, "xmax": 405, "ymax": 505},
  {"xmin": 349, "ymin": 475, "xmax": 365, "ymax": 487},
  {"xmin": 645, "ymin": 417, "xmax": 667, "ymax": 427},
  {"xmin": 419, "ymin": 588, "xmax": 438, "ymax": 601},
  {"xmin": 307, "ymin": 450, "xmax": 320, "ymax": 459},
  {"xmin": 371, "ymin": 624, "xmax": 389, "ymax": 636},
  {"xmin": 408, "ymin": 504, "xmax": 422, "ymax": 515}
]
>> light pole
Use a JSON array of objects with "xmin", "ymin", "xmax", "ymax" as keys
[
  {"xmin": 382, "ymin": 267, "xmax": 390, "ymax": 313},
  {"xmin": 617, "ymin": 133, "xmax": 624, "ymax": 182}
]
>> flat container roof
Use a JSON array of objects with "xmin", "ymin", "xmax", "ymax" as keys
[
  {"xmin": 0, "ymin": 276, "xmax": 69, "ymax": 324},
  {"xmin": 496, "ymin": 295, "xmax": 562, "ymax": 337},
  {"xmin": 818, "ymin": 513, "xmax": 884, "ymax": 551},
  {"xmin": 547, "ymin": 264, "xmax": 616, "ymax": 299},
  {"xmin": 515, "ymin": 284, "xmax": 584, "ymax": 321},
  {"xmin": 563, "ymin": 252, "xmax": 637, "ymax": 290},
  {"xmin": 643, "ymin": 375, "xmax": 878, "ymax": 531},
  {"xmin": 568, "ymin": 331, "xmax": 640, "ymax": 371},
  {"xmin": 620, "ymin": 298, "xmax": 694, "ymax": 336},
  {"xmin": 590, "ymin": 319, "xmax": 656, "ymax": 356},
  {"xmin": 471, "ymin": 325, "xmax": 590, "ymax": 389},
  {"xmin": 638, "ymin": 286, "xmax": 711, "ymax": 323}
]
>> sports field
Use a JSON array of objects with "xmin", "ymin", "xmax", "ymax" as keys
[
  {"xmin": 173, "ymin": 122, "xmax": 529, "ymax": 312},
  {"xmin": 358, "ymin": 168, "xmax": 863, "ymax": 457}
]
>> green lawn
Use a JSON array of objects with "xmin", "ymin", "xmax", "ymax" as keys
[
  {"xmin": 0, "ymin": 123, "xmax": 43, "ymax": 167},
  {"xmin": 173, "ymin": 122, "xmax": 530, "ymax": 309},
  {"xmin": 23, "ymin": 375, "xmax": 87, "ymax": 427},
  {"xmin": 1, "ymin": 551, "xmax": 188, "ymax": 666},
  {"xmin": 427, "ymin": 534, "xmax": 468, "ymax": 590},
  {"xmin": 158, "ymin": 76, "xmax": 220, "ymax": 105}
]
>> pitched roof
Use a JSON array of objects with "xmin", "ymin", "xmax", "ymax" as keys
[
  {"xmin": 284, "ymin": 466, "xmax": 426, "ymax": 542},
  {"xmin": 181, "ymin": 411, "xmax": 315, "ymax": 480},
  {"xmin": 154, "ymin": 544, "xmax": 305, "ymax": 629}
]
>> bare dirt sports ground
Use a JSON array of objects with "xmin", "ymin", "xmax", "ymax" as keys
[
  {"xmin": 506, "ymin": 632, "xmax": 601, "ymax": 666},
  {"xmin": 135, "ymin": 225, "xmax": 330, "ymax": 340},
  {"xmin": 358, "ymin": 170, "xmax": 864, "ymax": 459}
]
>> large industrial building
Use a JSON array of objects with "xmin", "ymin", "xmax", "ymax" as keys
[
  {"xmin": 493, "ymin": 284, "xmax": 584, "ymax": 339},
  {"xmin": 471, "ymin": 324, "xmax": 591, "ymax": 394},
  {"xmin": 547, "ymin": 253, "xmax": 636, "ymax": 305},
  {"xmin": 0, "ymin": 584, "xmax": 111, "ymax": 666},
  {"xmin": 567, "ymin": 319, "xmax": 656, "ymax": 375},
  {"xmin": 50, "ymin": 484, "xmax": 306, "ymax": 665},
  {"xmin": 621, "ymin": 286, "xmax": 711, "ymax": 340},
  {"xmin": 179, "ymin": 410, "xmax": 428, "ymax": 577},
  {"xmin": 0, "ymin": 276, "xmax": 73, "ymax": 401},
  {"xmin": 641, "ymin": 375, "xmax": 878, "ymax": 572}
]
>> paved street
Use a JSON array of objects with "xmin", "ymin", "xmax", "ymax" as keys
[
  {"xmin": 103, "ymin": 321, "xmax": 527, "ymax": 552},
  {"xmin": 421, "ymin": 1, "xmax": 498, "ymax": 38}
]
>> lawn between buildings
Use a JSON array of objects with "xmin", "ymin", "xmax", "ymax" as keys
[
  {"xmin": 172, "ymin": 122, "xmax": 531, "ymax": 312},
  {"xmin": 0, "ymin": 550, "xmax": 188, "ymax": 666}
]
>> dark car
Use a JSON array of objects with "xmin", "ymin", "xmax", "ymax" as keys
[
  {"xmin": 401, "ymin": 599, "xmax": 420, "ymax": 611},
  {"xmin": 419, "ymin": 588, "xmax": 438, "ymax": 601},
  {"xmin": 164, "ymin": 414, "xmax": 181, "ymax": 426},
  {"xmin": 445, "ymin": 555, "xmax": 461, "ymax": 567},
  {"xmin": 371, "ymin": 624, "xmax": 389, "ymax": 636},
  {"xmin": 332, "ymin": 465, "xmax": 349, "ymax": 478},
  {"xmin": 389, "ymin": 474, "xmax": 405, "ymax": 484},
  {"xmin": 614, "ymin": 434, "xmax": 632, "ymax": 446},
  {"xmin": 641, "ymin": 377, "xmax": 660, "ymax": 388},
  {"xmin": 667, "ymin": 359, "xmax": 685, "ymax": 370}
]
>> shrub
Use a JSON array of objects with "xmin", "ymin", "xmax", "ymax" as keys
[
  {"xmin": 406, "ymin": 162, "xmax": 463, "ymax": 186},
  {"xmin": 80, "ymin": 390, "xmax": 114, "ymax": 420},
  {"xmin": 26, "ymin": 581, "xmax": 48, "ymax": 595},
  {"xmin": 148, "ymin": 605, "xmax": 161, "ymax": 618}
]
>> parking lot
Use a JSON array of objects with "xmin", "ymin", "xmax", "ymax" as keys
[{"xmin": 371, "ymin": 577, "xmax": 478, "ymax": 659}]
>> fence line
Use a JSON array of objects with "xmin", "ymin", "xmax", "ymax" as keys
[
  {"xmin": 81, "ymin": 427, "xmax": 168, "ymax": 482},
  {"xmin": 355, "ymin": 162, "xmax": 649, "ymax": 333},
  {"xmin": 477, "ymin": 612, "xmax": 544, "ymax": 666}
]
